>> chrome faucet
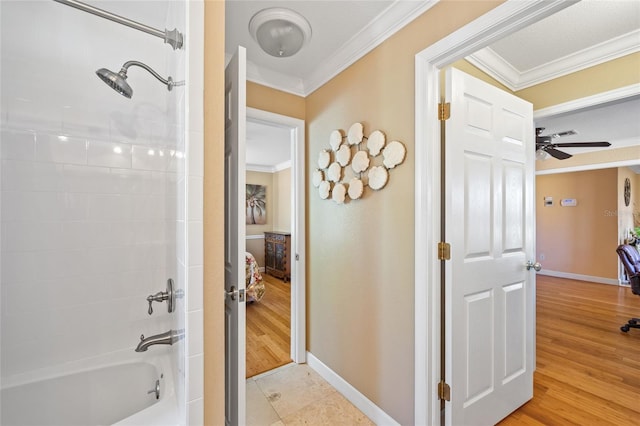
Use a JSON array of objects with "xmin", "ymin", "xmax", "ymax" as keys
[{"xmin": 135, "ymin": 329, "xmax": 184, "ymax": 352}]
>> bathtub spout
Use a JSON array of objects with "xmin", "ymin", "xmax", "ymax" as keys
[{"xmin": 135, "ymin": 329, "xmax": 184, "ymax": 352}]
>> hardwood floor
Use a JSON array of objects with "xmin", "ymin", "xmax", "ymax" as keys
[
  {"xmin": 499, "ymin": 275, "xmax": 640, "ymax": 425},
  {"xmin": 246, "ymin": 273, "xmax": 291, "ymax": 378}
]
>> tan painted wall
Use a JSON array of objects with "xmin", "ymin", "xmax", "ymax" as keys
[
  {"xmin": 536, "ymin": 169, "xmax": 618, "ymax": 279},
  {"xmin": 517, "ymin": 53, "xmax": 640, "ymax": 110},
  {"xmin": 203, "ymin": 0, "xmax": 224, "ymax": 424},
  {"xmin": 536, "ymin": 146, "xmax": 640, "ymax": 172},
  {"xmin": 635, "ymin": 174, "xmax": 640, "ymax": 229},
  {"xmin": 305, "ymin": 1, "xmax": 501, "ymax": 424},
  {"xmin": 247, "ymin": 81, "xmax": 305, "ymax": 120},
  {"xmin": 273, "ymin": 167, "xmax": 292, "ymax": 232}
]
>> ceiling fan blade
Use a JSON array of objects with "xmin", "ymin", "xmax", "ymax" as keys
[
  {"xmin": 546, "ymin": 147, "xmax": 572, "ymax": 160},
  {"xmin": 551, "ymin": 130, "xmax": 577, "ymax": 138},
  {"xmin": 552, "ymin": 142, "xmax": 611, "ymax": 148}
]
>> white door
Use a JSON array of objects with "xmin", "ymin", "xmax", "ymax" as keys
[
  {"xmin": 444, "ymin": 67, "xmax": 536, "ymax": 426},
  {"xmin": 224, "ymin": 46, "xmax": 247, "ymax": 426}
]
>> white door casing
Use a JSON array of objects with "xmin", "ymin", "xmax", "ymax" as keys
[
  {"xmin": 224, "ymin": 46, "xmax": 247, "ymax": 426},
  {"xmin": 444, "ymin": 67, "xmax": 535, "ymax": 425}
]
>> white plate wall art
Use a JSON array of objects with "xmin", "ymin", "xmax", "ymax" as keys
[
  {"xmin": 327, "ymin": 162, "xmax": 342, "ymax": 182},
  {"xmin": 347, "ymin": 122, "xmax": 364, "ymax": 145},
  {"xmin": 329, "ymin": 130, "xmax": 343, "ymax": 151},
  {"xmin": 315, "ymin": 124, "xmax": 407, "ymax": 204},
  {"xmin": 318, "ymin": 180, "xmax": 331, "ymax": 199},
  {"xmin": 382, "ymin": 140, "xmax": 406, "ymax": 169},
  {"xmin": 368, "ymin": 166, "xmax": 389, "ymax": 190},
  {"xmin": 312, "ymin": 169, "xmax": 324, "ymax": 187},
  {"xmin": 318, "ymin": 149, "xmax": 331, "ymax": 169},
  {"xmin": 332, "ymin": 183, "xmax": 347, "ymax": 204},
  {"xmin": 367, "ymin": 130, "xmax": 386, "ymax": 156},
  {"xmin": 352, "ymin": 150, "xmax": 370, "ymax": 173},
  {"xmin": 336, "ymin": 144, "xmax": 351, "ymax": 166},
  {"xmin": 348, "ymin": 178, "xmax": 364, "ymax": 200}
]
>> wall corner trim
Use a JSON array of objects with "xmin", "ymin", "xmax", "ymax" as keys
[{"xmin": 306, "ymin": 352, "xmax": 400, "ymax": 426}]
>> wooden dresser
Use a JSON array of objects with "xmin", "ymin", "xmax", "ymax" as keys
[{"xmin": 264, "ymin": 231, "xmax": 291, "ymax": 282}]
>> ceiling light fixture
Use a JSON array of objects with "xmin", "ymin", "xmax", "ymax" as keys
[
  {"xmin": 249, "ymin": 8, "xmax": 312, "ymax": 58},
  {"xmin": 535, "ymin": 149, "xmax": 549, "ymax": 161}
]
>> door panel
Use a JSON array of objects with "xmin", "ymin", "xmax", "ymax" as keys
[
  {"xmin": 224, "ymin": 46, "xmax": 246, "ymax": 426},
  {"xmin": 445, "ymin": 67, "xmax": 535, "ymax": 426}
]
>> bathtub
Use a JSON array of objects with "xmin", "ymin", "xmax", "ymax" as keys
[{"xmin": 0, "ymin": 353, "xmax": 179, "ymax": 426}]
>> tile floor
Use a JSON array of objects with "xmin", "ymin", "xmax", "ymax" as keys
[{"xmin": 246, "ymin": 363, "xmax": 374, "ymax": 425}]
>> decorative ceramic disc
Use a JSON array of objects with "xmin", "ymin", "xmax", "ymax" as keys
[
  {"xmin": 368, "ymin": 166, "xmax": 389, "ymax": 190},
  {"xmin": 329, "ymin": 130, "xmax": 343, "ymax": 151},
  {"xmin": 336, "ymin": 144, "xmax": 351, "ymax": 167},
  {"xmin": 367, "ymin": 130, "xmax": 386, "ymax": 156},
  {"xmin": 318, "ymin": 181, "xmax": 331, "ymax": 199},
  {"xmin": 348, "ymin": 178, "xmax": 364, "ymax": 200},
  {"xmin": 332, "ymin": 183, "xmax": 346, "ymax": 204},
  {"xmin": 327, "ymin": 162, "xmax": 342, "ymax": 182},
  {"xmin": 318, "ymin": 150, "xmax": 331, "ymax": 169},
  {"xmin": 382, "ymin": 141, "xmax": 406, "ymax": 169},
  {"xmin": 312, "ymin": 169, "xmax": 324, "ymax": 187},
  {"xmin": 347, "ymin": 122, "xmax": 364, "ymax": 145},
  {"xmin": 351, "ymin": 150, "xmax": 370, "ymax": 173}
]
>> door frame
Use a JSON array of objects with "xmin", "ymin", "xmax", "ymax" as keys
[
  {"xmin": 413, "ymin": 1, "xmax": 575, "ymax": 424},
  {"xmin": 246, "ymin": 107, "xmax": 307, "ymax": 363}
]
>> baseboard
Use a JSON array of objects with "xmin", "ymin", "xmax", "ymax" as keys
[
  {"xmin": 306, "ymin": 352, "xmax": 399, "ymax": 426},
  {"xmin": 538, "ymin": 270, "xmax": 619, "ymax": 286},
  {"xmin": 259, "ymin": 266, "xmax": 265, "ymax": 273}
]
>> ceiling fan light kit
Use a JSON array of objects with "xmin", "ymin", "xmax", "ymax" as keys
[
  {"xmin": 535, "ymin": 127, "xmax": 611, "ymax": 160},
  {"xmin": 249, "ymin": 8, "xmax": 312, "ymax": 58}
]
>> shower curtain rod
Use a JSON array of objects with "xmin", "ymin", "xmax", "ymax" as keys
[{"xmin": 53, "ymin": 0, "xmax": 183, "ymax": 50}]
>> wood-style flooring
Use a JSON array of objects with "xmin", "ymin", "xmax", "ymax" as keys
[
  {"xmin": 500, "ymin": 275, "xmax": 640, "ymax": 425},
  {"xmin": 246, "ymin": 273, "xmax": 291, "ymax": 378}
]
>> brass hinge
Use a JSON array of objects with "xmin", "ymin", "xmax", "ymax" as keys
[
  {"xmin": 438, "ymin": 102, "xmax": 450, "ymax": 121},
  {"xmin": 438, "ymin": 242, "xmax": 451, "ymax": 260},
  {"xmin": 438, "ymin": 380, "xmax": 451, "ymax": 401}
]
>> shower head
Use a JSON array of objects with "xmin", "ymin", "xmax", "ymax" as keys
[
  {"xmin": 96, "ymin": 67, "xmax": 133, "ymax": 98},
  {"xmin": 96, "ymin": 60, "xmax": 184, "ymax": 99}
]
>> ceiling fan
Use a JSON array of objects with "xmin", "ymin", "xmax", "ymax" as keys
[{"xmin": 535, "ymin": 127, "xmax": 611, "ymax": 160}]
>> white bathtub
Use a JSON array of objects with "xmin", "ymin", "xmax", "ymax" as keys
[{"xmin": 0, "ymin": 354, "xmax": 178, "ymax": 426}]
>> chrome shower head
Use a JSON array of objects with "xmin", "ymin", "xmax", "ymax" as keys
[
  {"xmin": 96, "ymin": 60, "xmax": 184, "ymax": 99},
  {"xmin": 96, "ymin": 67, "xmax": 133, "ymax": 98}
]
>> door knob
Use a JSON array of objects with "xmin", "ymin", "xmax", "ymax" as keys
[{"xmin": 526, "ymin": 261, "xmax": 542, "ymax": 272}]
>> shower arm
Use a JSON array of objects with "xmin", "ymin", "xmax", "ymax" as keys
[
  {"xmin": 52, "ymin": 0, "xmax": 184, "ymax": 50},
  {"xmin": 122, "ymin": 61, "xmax": 184, "ymax": 91}
]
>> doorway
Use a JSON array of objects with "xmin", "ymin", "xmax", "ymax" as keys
[{"xmin": 245, "ymin": 108, "xmax": 306, "ymax": 378}]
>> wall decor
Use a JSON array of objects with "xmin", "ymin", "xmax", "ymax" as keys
[
  {"xmin": 314, "ymin": 122, "xmax": 407, "ymax": 204},
  {"xmin": 246, "ymin": 184, "xmax": 267, "ymax": 224}
]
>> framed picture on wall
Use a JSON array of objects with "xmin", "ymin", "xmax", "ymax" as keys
[{"xmin": 246, "ymin": 184, "xmax": 267, "ymax": 225}]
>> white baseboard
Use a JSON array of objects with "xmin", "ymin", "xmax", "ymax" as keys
[
  {"xmin": 537, "ymin": 269, "xmax": 619, "ymax": 286},
  {"xmin": 306, "ymin": 352, "xmax": 399, "ymax": 426},
  {"xmin": 259, "ymin": 266, "xmax": 265, "ymax": 273}
]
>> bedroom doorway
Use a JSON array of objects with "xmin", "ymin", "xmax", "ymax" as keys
[{"xmin": 244, "ymin": 108, "xmax": 306, "ymax": 378}]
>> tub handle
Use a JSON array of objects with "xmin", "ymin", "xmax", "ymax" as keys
[
  {"xmin": 147, "ymin": 379, "xmax": 160, "ymax": 399},
  {"xmin": 146, "ymin": 278, "xmax": 175, "ymax": 315}
]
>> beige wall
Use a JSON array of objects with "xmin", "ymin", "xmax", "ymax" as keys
[
  {"xmin": 247, "ymin": 81, "xmax": 305, "ymax": 120},
  {"xmin": 203, "ymin": 0, "xmax": 224, "ymax": 424},
  {"xmin": 635, "ymin": 173, "xmax": 640, "ymax": 229},
  {"xmin": 305, "ymin": 1, "xmax": 501, "ymax": 424},
  {"xmin": 536, "ymin": 169, "xmax": 618, "ymax": 279},
  {"xmin": 536, "ymin": 146, "xmax": 640, "ymax": 172},
  {"xmin": 273, "ymin": 167, "xmax": 292, "ymax": 232}
]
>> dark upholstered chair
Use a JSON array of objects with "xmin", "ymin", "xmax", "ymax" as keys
[{"xmin": 616, "ymin": 244, "xmax": 640, "ymax": 332}]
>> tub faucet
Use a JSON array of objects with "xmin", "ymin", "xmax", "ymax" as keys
[{"xmin": 135, "ymin": 329, "xmax": 184, "ymax": 352}]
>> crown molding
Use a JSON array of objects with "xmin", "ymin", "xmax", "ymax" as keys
[
  {"xmin": 533, "ymin": 83, "xmax": 640, "ymax": 119},
  {"xmin": 274, "ymin": 160, "xmax": 291, "ymax": 171},
  {"xmin": 246, "ymin": 164, "xmax": 275, "ymax": 173},
  {"xmin": 469, "ymin": 29, "xmax": 640, "ymax": 91},
  {"xmin": 303, "ymin": 0, "xmax": 439, "ymax": 95}
]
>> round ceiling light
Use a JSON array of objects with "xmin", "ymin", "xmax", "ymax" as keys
[{"xmin": 249, "ymin": 8, "xmax": 312, "ymax": 58}]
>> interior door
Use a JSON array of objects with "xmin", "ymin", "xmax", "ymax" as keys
[
  {"xmin": 444, "ymin": 67, "xmax": 536, "ymax": 425},
  {"xmin": 224, "ymin": 46, "xmax": 247, "ymax": 426}
]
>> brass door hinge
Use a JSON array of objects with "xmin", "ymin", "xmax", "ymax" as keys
[
  {"xmin": 438, "ymin": 242, "xmax": 451, "ymax": 260},
  {"xmin": 439, "ymin": 102, "xmax": 450, "ymax": 121},
  {"xmin": 438, "ymin": 380, "xmax": 451, "ymax": 401}
]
